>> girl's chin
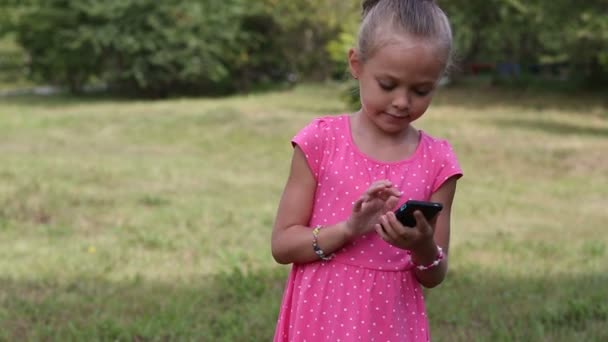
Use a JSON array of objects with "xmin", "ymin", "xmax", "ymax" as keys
[
  {"xmin": 360, "ymin": 110, "xmax": 412, "ymax": 132},
  {"xmin": 380, "ymin": 112, "xmax": 412, "ymax": 126}
]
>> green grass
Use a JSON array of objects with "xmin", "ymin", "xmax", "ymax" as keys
[{"xmin": 0, "ymin": 83, "xmax": 607, "ymax": 341}]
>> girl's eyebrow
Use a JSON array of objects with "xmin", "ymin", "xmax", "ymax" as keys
[{"xmin": 377, "ymin": 74, "xmax": 436, "ymax": 87}]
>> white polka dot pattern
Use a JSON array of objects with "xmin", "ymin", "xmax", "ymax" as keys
[{"xmin": 274, "ymin": 115, "xmax": 463, "ymax": 341}]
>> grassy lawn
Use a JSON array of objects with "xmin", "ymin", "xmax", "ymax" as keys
[{"xmin": 0, "ymin": 83, "xmax": 607, "ymax": 341}]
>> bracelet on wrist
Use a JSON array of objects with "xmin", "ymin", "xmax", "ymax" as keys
[
  {"xmin": 411, "ymin": 245, "xmax": 444, "ymax": 271},
  {"xmin": 312, "ymin": 226, "xmax": 334, "ymax": 261}
]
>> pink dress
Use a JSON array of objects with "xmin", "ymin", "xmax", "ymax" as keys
[{"xmin": 274, "ymin": 114, "xmax": 463, "ymax": 341}]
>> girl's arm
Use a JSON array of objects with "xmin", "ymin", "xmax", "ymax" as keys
[
  {"xmin": 410, "ymin": 177, "xmax": 458, "ymax": 288},
  {"xmin": 271, "ymin": 146, "xmax": 353, "ymax": 265}
]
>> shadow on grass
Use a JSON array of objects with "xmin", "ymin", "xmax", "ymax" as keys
[
  {"xmin": 0, "ymin": 83, "xmax": 294, "ymax": 109},
  {"xmin": 1, "ymin": 83, "xmax": 607, "ymax": 115},
  {"xmin": 0, "ymin": 93, "xmax": 138, "ymax": 108},
  {"xmin": 0, "ymin": 91, "xmax": 234, "ymax": 108},
  {"xmin": 0, "ymin": 267, "xmax": 288, "ymax": 341},
  {"xmin": 486, "ymin": 117, "xmax": 608, "ymax": 138},
  {"xmin": 427, "ymin": 269, "xmax": 608, "ymax": 341},
  {"xmin": 434, "ymin": 85, "xmax": 608, "ymax": 113},
  {"xmin": 1, "ymin": 266, "xmax": 606, "ymax": 341}
]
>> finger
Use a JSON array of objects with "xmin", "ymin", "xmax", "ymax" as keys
[
  {"xmin": 385, "ymin": 195, "xmax": 400, "ymax": 212},
  {"xmin": 386, "ymin": 211, "xmax": 414, "ymax": 239},
  {"xmin": 413, "ymin": 210, "xmax": 433, "ymax": 235},
  {"xmin": 366, "ymin": 180, "xmax": 393, "ymax": 196},
  {"xmin": 375, "ymin": 223, "xmax": 390, "ymax": 242},
  {"xmin": 380, "ymin": 214, "xmax": 401, "ymax": 241},
  {"xmin": 352, "ymin": 198, "xmax": 364, "ymax": 212},
  {"xmin": 372, "ymin": 179, "xmax": 393, "ymax": 188},
  {"xmin": 376, "ymin": 189, "xmax": 391, "ymax": 201},
  {"xmin": 368, "ymin": 186, "xmax": 390, "ymax": 200},
  {"xmin": 378, "ymin": 187, "xmax": 402, "ymax": 201},
  {"xmin": 361, "ymin": 193, "xmax": 371, "ymax": 203},
  {"xmin": 386, "ymin": 187, "xmax": 402, "ymax": 198},
  {"xmin": 369, "ymin": 180, "xmax": 391, "ymax": 190}
]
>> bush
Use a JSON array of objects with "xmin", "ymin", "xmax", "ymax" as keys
[
  {"xmin": 11, "ymin": 0, "xmax": 354, "ymax": 97},
  {"xmin": 14, "ymin": 0, "xmax": 296, "ymax": 97}
]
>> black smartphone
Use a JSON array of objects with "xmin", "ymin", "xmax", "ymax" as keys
[{"xmin": 394, "ymin": 200, "xmax": 443, "ymax": 227}]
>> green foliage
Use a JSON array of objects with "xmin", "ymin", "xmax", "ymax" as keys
[
  {"xmin": 8, "ymin": 0, "xmax": 357, "ymax": 96},
  {"xmin": 252, "ymin": 0, "xmax": 358, "ymax": 81},
  {"xmin": 3, "ymin": 0, "xmax": 607, "ymax": 95},
  {"xmin": 16, "ymin": 1, "xmax": 100, "ymax": 93},
  {"xmin": 340, "ymin": 79, "xmax": 360, "ymax": 111},
  {"xmin": 0, "ymin": 35, "xmax": 28, "ymax": 86},
  {"xmin": 14, "ymin": 0, "xmax": 253, "ymax": 96},
  {"xmin": 443, "ymin": 0, "xmax": 608, "ymax": 86}
]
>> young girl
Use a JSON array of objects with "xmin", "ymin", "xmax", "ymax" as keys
[{"xmin": 271, "ymin": 0, "xmax": 462, "ymax": 340}]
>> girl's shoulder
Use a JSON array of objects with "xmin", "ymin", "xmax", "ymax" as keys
[
  {"xmin": 419, "ymin": 131, "xmax": 459, "ymax": 157},
  {"xmin": 291, "ymin": 114, "xmax": 349, "ymax": 180},
  {"xmin": 418, "ymin": 131, "xmax": 464, "ymax": 187},
  {"xmin": 292, "ymin": 114, "xmax": 349, "ymax": 143},
  {"xmin": 300, "ymin": 114, "xmax": 349, "ymax": 132}
]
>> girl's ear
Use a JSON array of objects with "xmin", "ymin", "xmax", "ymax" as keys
[{"xmin": 348, "ymin": 48, "xmax": 362, "ymax": 80}]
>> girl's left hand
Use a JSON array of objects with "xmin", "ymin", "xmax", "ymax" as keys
[{"xmin": 374, "ymin": 210, "xmax": 436, "ymax": 251}]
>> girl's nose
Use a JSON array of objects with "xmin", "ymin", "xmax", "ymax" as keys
[{"xmin": 392, "ymin": 91, "xmax": 410, "ymax": 111}]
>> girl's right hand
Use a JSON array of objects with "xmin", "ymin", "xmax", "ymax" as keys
[{"xmin": 346, "ymin": 180, "xmax": 401, "ymax": 239}]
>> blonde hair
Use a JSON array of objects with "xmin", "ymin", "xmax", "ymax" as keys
[{"xmin": 358, "ymin": 0, "xmax": 453, "ymax": 70}]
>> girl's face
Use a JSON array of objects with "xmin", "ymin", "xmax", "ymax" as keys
[{"xmin": 349, "ymin": 36, "xmax": 446, "ymax": 134}]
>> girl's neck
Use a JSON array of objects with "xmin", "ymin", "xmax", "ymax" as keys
[{"xmin": 350, "ymin": 111, "xmax": 420, "ymax": 162}]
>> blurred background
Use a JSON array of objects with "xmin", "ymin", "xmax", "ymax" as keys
[
  {"xmin": 0, "ymin": 1, "xmax": 606, "ymax": 341},
  {"xmin": 1, "ymin": 0, "xmax": 607, "ymax": 96}
]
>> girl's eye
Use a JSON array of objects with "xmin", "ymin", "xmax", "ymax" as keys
[
  {"xmin": 414, "ymin": 89, "xmax": 431, "ymax": 96},
  {"xmin": 378, "ymin": 82, "xmax": 395, "ymax": 91}
]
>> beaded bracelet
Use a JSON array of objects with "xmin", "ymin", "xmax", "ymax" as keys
[
  {"xmin": 312, "ymin": 226, "xmax": 334, "ymax": 261},
  {"xmin": 412, "ymin": 245, "xmax": 444, "ymax": 271}
]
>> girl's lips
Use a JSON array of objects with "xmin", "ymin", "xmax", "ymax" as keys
[{"xmin": 383, "ymin": 112, "xmax": 409, "ymax": 119}]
